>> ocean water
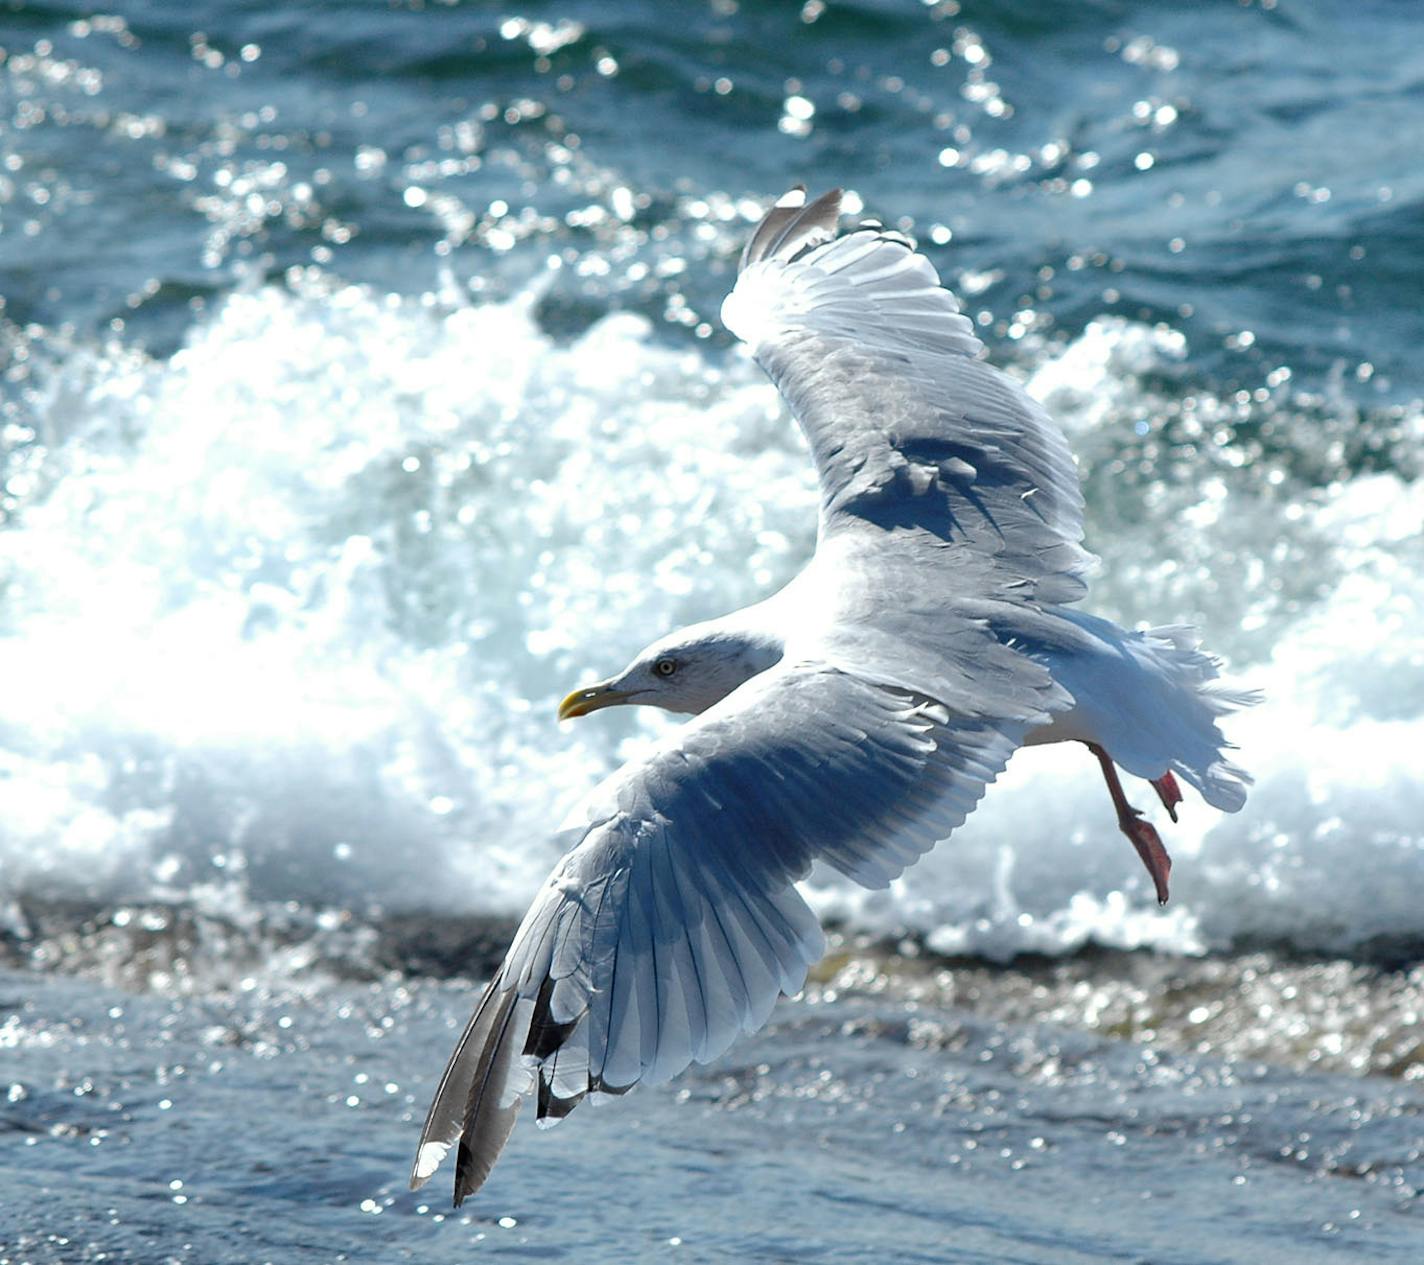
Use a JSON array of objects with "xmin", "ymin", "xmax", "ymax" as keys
[{"xmin": 2, "ymin": 0, "xmax": 1423, "ymax": 1259}]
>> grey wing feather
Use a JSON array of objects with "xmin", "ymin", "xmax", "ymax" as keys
[
  {"xmin": 411, "ymin": 660, "xmax": 1026, "ymax": 1203},
  {"xmin": 739, "ymin": 186, "xmax": 843, "ymax": 269},
  {"xmin": 723, "ymin": 189, "xmax": 1093, "ymax": 605},
  {"xmin": 411, "ymin": 979, "xmax": 525, "ymax": 1201}
]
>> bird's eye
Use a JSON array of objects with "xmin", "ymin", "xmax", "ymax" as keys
[{"xmin": 654, "ymin": 658, "xmax": 678, "ymax": 677}]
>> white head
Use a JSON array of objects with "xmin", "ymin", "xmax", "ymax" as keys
[{"xmin": 558, "ymin": 618, "xmax": 785, "ymax": 720}]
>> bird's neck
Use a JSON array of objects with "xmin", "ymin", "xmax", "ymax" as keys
[{"xmin": 668, "ymin": 609, "xmax": 787, "ymax": 714}]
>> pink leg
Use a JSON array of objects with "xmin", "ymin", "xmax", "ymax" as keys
[
  {"xmin": 1087, "ymin": 743, "xmax": 1173, "ymax": 906},
  {"xmin": 1150, "ymin": 771, "xmax": 1183, "ymax": 823}
]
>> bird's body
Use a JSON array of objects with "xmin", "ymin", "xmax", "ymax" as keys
[{"xmin": 411, "ymin": 188, "xmax": 1254, "ymax": 1203}]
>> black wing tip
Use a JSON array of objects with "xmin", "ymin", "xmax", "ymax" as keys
[
  {"xmin": 452, "ymin": 1136, "xmax": 489, "ymax": 1206},
  {"xmin": 451, "ymin": 1088, "xmax": 537, "ymax": 1205},
  {"xmin": 739, "ymin": 186, "xmax": 845, "ymax": 272},
  {"xmin": 537, "ymin": 1073, "xmax": 587, "ymax": 1122}
]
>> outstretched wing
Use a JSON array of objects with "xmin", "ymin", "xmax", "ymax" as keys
[
  {"xmin": 722, "ymin": 188, "xmax": 1093, "ymax": 606},
  {"xmin": 411, "ymin": 660, "xmax": 1026, "ymax": 1203}
]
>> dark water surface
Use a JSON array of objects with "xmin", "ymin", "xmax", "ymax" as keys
[
  {"xmin": 5, "ymin": 0, "xmax": 1422, "ymax": 392},
  {"xmin": 4, "ymin": 961, "xmax": 1423, "ymax": 1264}
]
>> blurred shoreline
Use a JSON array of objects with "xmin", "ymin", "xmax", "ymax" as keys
[
  {"xmin": 6, "ymin": 896, "xmax": 1421, "ymax": 1085},
  {"xmin": 5, "ymin": 906, "xmax": 1422, "ymax": 1263}
]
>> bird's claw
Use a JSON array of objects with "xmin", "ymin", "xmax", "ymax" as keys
[
  {"xmin": 1121, "ymin": 811, "xmax": 1172, "ymax": 906},
  {"xmin": 1150, "ymin": 771, "xmax": 1183, "ymax": 824}
]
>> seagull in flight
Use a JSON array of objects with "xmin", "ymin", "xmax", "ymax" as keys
[{"xmin": 411, "ymin": 187, "xmax": 1254, "ymax": 1203}]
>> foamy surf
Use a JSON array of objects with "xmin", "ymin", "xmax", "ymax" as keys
[{"xmin": 2, "ymin": 279, "xmax": 1422, "ymax": 962}]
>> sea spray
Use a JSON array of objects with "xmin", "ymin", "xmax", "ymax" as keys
[{"xmin": 3, "ymin": 279, "xmax": 1422, "ymax": 959}]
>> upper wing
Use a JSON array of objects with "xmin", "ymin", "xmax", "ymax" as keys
[
  {"xmin": 411, "ymin": 660, "xmax": 1025, "ymax": 1203},
  {"xmin": 722, "ymin": 188, "xmax": 1094, "ymax": 606}
]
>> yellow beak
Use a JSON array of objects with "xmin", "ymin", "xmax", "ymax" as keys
[{"xmin": 558, "ymin": 682, "xmax": 636, "ymax": 721}]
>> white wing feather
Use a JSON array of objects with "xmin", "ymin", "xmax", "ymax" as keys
[
  {"xmin": 411, "ymin": 662, "xmax": 1023, "ymax": 1202},
  {"xmin": 724, "ymin": 189, "xmax": 1092, "ymax": 605}
]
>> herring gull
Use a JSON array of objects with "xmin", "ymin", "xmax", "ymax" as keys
[{"xmin": 410, "ymin": 187, "xmax": 1255, "ymax": 1203}]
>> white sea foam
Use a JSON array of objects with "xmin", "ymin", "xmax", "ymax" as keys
[
  {"xmin": 0, "ymin": 277, "xmax": 815, "ymax": 922},
  {"xmin": 1, "ymin": 285, "xmax": 1420, "ymax": 959}
]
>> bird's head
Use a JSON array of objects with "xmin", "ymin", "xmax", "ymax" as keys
[{"xmin": 558, "ymin": 620, "xmax": 784, "ymax": 721}]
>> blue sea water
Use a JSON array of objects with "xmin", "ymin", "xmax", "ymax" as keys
[{"xmin": 2, "ymin": 0, "xmax": 1423, "ymax": 1259}]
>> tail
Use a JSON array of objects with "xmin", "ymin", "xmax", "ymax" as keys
[
  {"xmin": 1040, "ymin": 613, "xmax": 1259, "ymax": 812},
  {"xmin": 1135, "ymin": 624, "xmax": 1259, "ymax": 811}
]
